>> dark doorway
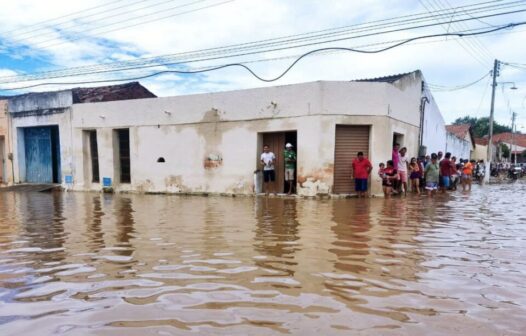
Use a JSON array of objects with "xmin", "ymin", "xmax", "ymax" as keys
[
  {"xmin": 88, "ymin": 130, "xmax": 100, "ymax": 183},
  {"xmin": 117, "ymin": 129, "xmax": 131, "ymax": 183},
  {"xmin": 393, "ymin": 132, "xmax": 404, "ymax": 147},
  {"xmin": 24, "ymin": 126, "xmax": 61, "ymax": 183},
  {"xmin": 261, "ymin": 131, "xmax": 297, "ymax": 193}
]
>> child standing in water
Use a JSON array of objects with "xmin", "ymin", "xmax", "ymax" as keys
[
  {"xmin": 382, "ymin": 160, "xmax": 397, "ymax": 198},
  {"xmin": 409, "ymin": 157, "xmax": 421, "ymax": 195}
]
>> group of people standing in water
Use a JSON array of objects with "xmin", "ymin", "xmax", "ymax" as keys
[
  {"xmin": 351, "ymin": 143, "xmax": 483, "ymax": 198},
  {"xmin": 378, "ymin": 143, "xmax": 481, "ymax": 197}
]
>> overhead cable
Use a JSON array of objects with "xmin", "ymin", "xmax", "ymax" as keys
[
  {"xmin": 1, "ymin": 21, "xmax": 524, "ymax": 91},
  {"xmin": 1, "ymin": 6, "xmax": 524, "ymax": 85}
]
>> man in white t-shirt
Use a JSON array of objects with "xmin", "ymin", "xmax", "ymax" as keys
[
  {"xmin": 398, "ymin": 147, "xmax": 409, "ymax": 195},
  {"xmin": 260, "ymin": 145, "xmax": 276, "ymax": 195}
]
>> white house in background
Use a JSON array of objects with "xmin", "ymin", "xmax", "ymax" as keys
[
  {"xmin": 6, "ymin": 70, "xmax": 448, "ymax": 197},
  {"xmin": 445, "ymin": 124, "xmax": 475, "ymax": 160}
]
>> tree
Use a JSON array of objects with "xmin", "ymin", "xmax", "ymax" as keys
[
  {"xmin": 500, "ymin": 143, "xmax": 510, "ymax": 159},
  {"xmin": 453, "ymin": 116, "xmax": 512, "ymax": 138},
  {"xmin": 522, "ymin": 149, "xmax": 526, "ymax": 159}
]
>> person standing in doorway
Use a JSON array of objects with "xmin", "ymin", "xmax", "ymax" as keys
[
  {"xmin": 260, "ymin": 145, "xmax": 276, "ymax": 195},
  {"xmin": 398, "ymin": 147, "xmax": 409, "ymax": 195},
  {"xmin": 351, "ymin": 151, "xmax": 372, "ymax": 198},
  {"xmin": 283, "ymin": 143, "xmax": 296, "ymax": 195}
]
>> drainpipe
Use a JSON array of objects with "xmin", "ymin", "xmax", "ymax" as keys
[{"xmin": 418, "ymin": 89, "xmax": 429, "ymax": 152}]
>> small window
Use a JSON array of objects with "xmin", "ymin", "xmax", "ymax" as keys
[{"xmin": 157, "ymin": 157, "xmax": 165, "ymax": 163}]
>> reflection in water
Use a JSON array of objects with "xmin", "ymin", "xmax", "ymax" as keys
[
  {"xmin": 114, "ymin": 196, "xmax": 136, "ymax": 254},
  {"xmin": 85, "ymin": 195, "xmax": 105, "ymax": 253},
  {"xmin": 0, "ymin": 182, "xmax": 526, "ymax": 335},
  {"xmin": 254, "ymin": 198, "xmax": 299, "ymax": 277}
]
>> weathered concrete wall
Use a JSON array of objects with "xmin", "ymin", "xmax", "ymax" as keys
[
  {"xmin": 8, "ymin": 90, "xmax": 72, "ymax": 115},
  {"xmin": 70, "ymin": 79, "xmax": 423, "ymax": 196},
  {"xmin": 0, "ymin": 100, "xmax": 13, "ymax": 184},
  {"xmin": 472, "ymin": 144, "xmax": 488, "ymax": 161},
  {"xmin": 445, "ymin": 132, "xmax": 471, "ymax": 160}
]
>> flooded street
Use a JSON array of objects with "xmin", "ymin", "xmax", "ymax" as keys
[{"xmin": 0, "ymin": 183, "xmax": 525, "ymax": 335}]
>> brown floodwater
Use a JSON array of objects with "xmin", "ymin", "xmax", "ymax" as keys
[{"xmin": 0, "ymin": 182, "xmax": 525, "ymax": 335}]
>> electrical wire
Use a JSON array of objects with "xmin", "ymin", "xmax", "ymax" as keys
[
  {"xmin": 0, "ymin": 0, "xmax": 129, "ymax": 36},
  {"xmin": 1, "ymin": 0, "xmax": 522, "ymax": 58},
  {"xmin": 1, "ymin": 21, "xmax": 523, "ymax": 91},
  {"xmin": 29, "ymin": 0, "xmax": 219, "ymax": 49},
  {"xmin": 419, "ymin": 0, "xmax": 492, "ymax": 67},
  {"xmin": 0, "ymin": 0, "xmax": 168, "ymax": 45},
  {"xmin": 425, "ymin": 71, "xmax": 491, "ymax": 91},
  {"xmin": 1, "ymin": 5, "xmax": 524, "ymax": 85},
  {"xmin": 432, "ymin": 0, "xmax": 496, "ymax": 61}
]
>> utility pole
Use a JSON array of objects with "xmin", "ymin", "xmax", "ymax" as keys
[
  {"xmin": 485, "ymin": 59, "xmax": 500, "ymax": 183},
  {"xmin": 511, "ymin": 111, "xmax": 517, "ymax": 164}
]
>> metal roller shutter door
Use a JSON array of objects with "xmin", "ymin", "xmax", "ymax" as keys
[{"xmin": 333, "ymin": 125, "xmax": 370, "ymax": 194}]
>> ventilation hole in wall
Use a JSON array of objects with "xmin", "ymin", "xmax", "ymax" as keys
[{"xmin": 157, "ymin": 157, "xmax": 165, "ymax": 163}]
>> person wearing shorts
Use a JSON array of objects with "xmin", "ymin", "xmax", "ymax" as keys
[
  {"xmin": 439, "ymin": 152, "xmax": 453, "ymax": 192},
  {"xmin": 409, "ymin": 157, "xmax": 421, "ymax": 195},
  {"xmin": 260, "ymin": 145, "xmax": 276, "ymax": 195},
  {"xmin": 397, "ymin": 147, "xmax": 409, "ymax": 195},
  {"xmin": 424, "ymin": 153, "xmax": 440, "ymax": 197},
  {"xmin": 283, "ymin": 143, "xmax": 297, "ymax": 195},
  {"xmin": 461, "ymin": 159, "xmax": 474, "ymax": 191},
  {"xmin": 351, "ymin": 151, "xmax": 372, "ymax": 198}
]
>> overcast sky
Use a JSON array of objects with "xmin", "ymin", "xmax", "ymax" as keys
[{"xmin": 0, "ymin": 0, "xmax": 525, "ymax": 130}]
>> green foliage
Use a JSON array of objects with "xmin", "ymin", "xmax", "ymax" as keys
[
  {"xmin": 453, "ymin": 116, "xmax": 512, "ymax": 138},
  {"xmin": 500, "ymin": 143, "xmax": 510, "ymax": 158},
  {"xmin": 522, "ymin": 149, "xmax": 526, "ymax": 158}
]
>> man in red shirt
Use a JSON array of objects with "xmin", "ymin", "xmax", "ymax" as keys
[
  {"xmin": 352, "ymin": 151, "xmax": 373, "ymax": 197},
  {"xmin": 439, "ymin": 152, "xmax": 454, "ymax": 192}
]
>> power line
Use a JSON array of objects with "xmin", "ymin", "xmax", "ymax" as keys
[
  {"xmin": 8, "ymin": 0, "xmax": 236, "ymax": 51},
  {"xmin": 19, "ymin": 0, "xmax": 215, "ymax": 48},
  {"xmin": 419, "ymin": 0, "xmax": 491, "ymax": 67},
  {"xmin": 426, "ymin": 71, "xmax": 491, "ymax": 91},
  {"xmin": 1, "ymin": 5, "xmax": 524, "ymax": 85},
  {"xmin": 1, "ymin": 0, "xmax": 521, "ymax": 58},
  {"xmin": 0, "ymin": 0, "xmax": 191, "ymax": 48},
  {"xmin": 1, "ymin": 21, "xmax": 523, "ymax": 91},
  {"xmin": 432, "ymin": 0, "xmax": 496, "ymax": 61},
  {"xmin": 0, "ymin": 0, "xmax": 129, "ymax": 36}
]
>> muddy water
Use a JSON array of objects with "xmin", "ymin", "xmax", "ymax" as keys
[{"xmin": 0, "ymin": 183, "xmax": 525, "ymax": 335}]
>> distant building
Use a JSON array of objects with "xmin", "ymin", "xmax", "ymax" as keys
[
  {"xmin": 472, "ymin": 138, "xmax": 491, "ymax": 162},
  {"xmin": 445, "ymin": 124, "xmax": 475, "ymax": 160},
  {"xmin": 491, "ymin": 132, "xmax": 526, "ymax": 163}
]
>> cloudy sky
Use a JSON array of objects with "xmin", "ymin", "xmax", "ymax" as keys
[{"xmin": 0, "ymin": 0, "xmax": 525, "ymax": 129}]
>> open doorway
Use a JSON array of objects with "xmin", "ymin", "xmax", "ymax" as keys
[
  {"xmin": 261, "ymin": 131, "xmax": 297, "ymax": 194},
  {"xmin": 393, "ymin": 132, "xmax": 404, "ymax": 147}
]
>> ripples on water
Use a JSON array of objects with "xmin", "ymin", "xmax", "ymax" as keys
[{"xmin": 0, "ymin": 182, "xmax": 525, "ymax": 335}]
